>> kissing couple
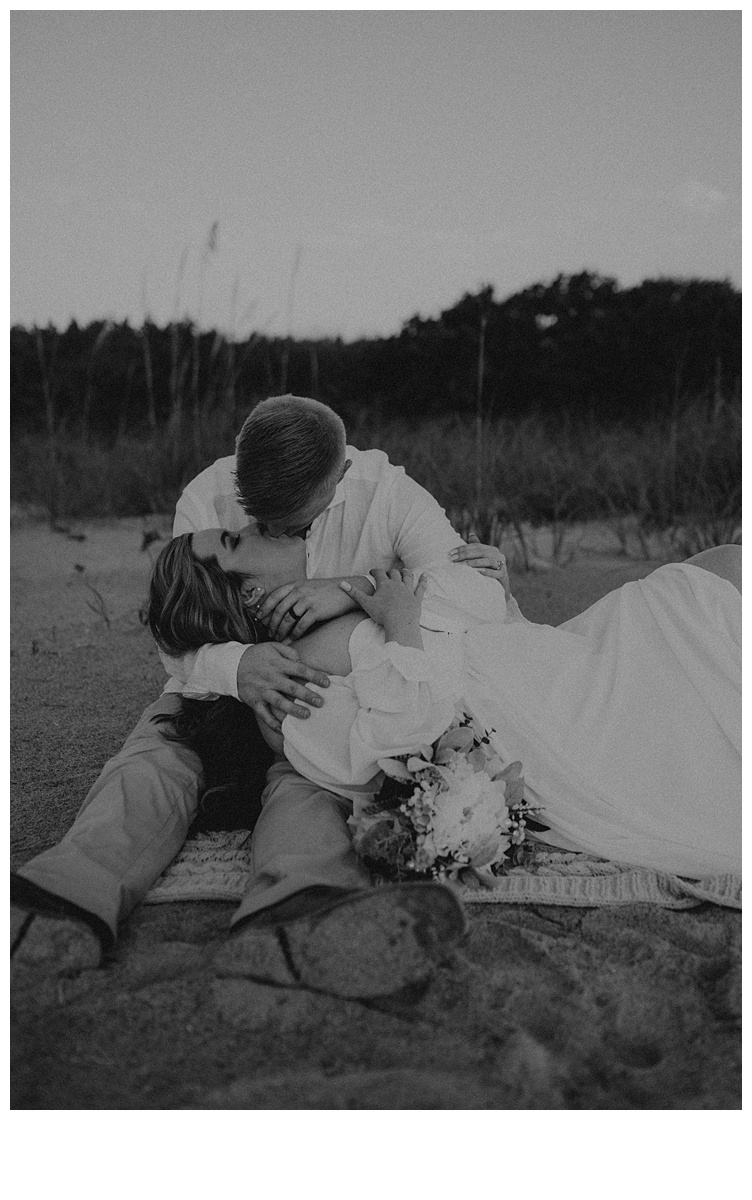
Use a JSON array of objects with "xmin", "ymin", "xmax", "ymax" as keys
[{"xmin": 12, "ymin": 395, "xmax": 741, "ymax": 1002}]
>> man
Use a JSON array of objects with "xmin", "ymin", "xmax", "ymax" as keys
[{"xmin": 12, "ymin": 396, "xmax": 513, "ymax": 1000}]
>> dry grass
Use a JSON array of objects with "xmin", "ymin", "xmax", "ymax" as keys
[{"xmin": 10, "ymin": 400, "xmax": 740, "ymax": 565}]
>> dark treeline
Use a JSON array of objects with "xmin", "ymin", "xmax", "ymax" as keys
[{"xmin": 11, "ymin": 272, "xmax": 741, "ymax": 440}]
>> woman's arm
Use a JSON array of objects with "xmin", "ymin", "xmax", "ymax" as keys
[
  {"xmin": 340, "ymin": 569, "xmax": 427, "ymax": 649},
  {"xmin": 282, "ymin": 570, "xmax": 454, "ymax": 791},
  {"xmin": 291, "ymin": 569, "xmax": 427, "ymax": 679},
  {"xmin": 283, "ymin": 620, "xmax": 456, "ymax": 791},
  {"xmin": 256, "ymin": 575, "xmax": 375, "ymax": 642}
]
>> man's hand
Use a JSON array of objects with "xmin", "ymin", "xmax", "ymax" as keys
[
  {"xmin": 237, "ymin": 642, "xmax": 330, "ymax": 733},
  {"xmin": 449, "ymin": 533, "xmax": 511, "ymax": 601},
  {"xmin": 258, "ymin": 576, "xmax": 375, "ymax": 641}
]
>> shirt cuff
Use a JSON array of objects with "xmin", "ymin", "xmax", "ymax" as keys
[
  {"xmin": 195, "ymin": 641, "xmax": 247, "ymax": 699},
  {"xmin": 163, "ymin": 642, "xmax": 248, "ymax": 699},
  {"xmin": 349, "ymin": 619, "xmax": 433, "ymax": 677},
  {"xmin": 348, "ymin": 622, "xmax": 438, "ymax": 712}
]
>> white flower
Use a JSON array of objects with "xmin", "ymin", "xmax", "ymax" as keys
[
  {"xmin": 427, "ymin": 772, "xmax": 510, "ymax": 862},
  {"xmin": 414, "ymin": 840, "xmax": 439, "ymax": 871},
  {"xmin": 352, "ymin": 709, "xmax": 534, "ymax": 883}
]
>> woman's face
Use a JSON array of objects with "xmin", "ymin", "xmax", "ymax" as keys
[{"xmin": 191, "ymin": 523, "xmax": 306, "ymax": 594}]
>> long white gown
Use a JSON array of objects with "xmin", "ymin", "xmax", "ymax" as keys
[{"xmin": 282, "ymin": 563, "xmax": 741, "ymax": 880}]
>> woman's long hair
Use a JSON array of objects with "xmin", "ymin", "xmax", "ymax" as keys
[
  {"xmin": 147, "ymin": 532, "xmax": 260, "ymax": 657},
  {"xmin": 164, "ymin": 696, "xmax": 275, "ymax": 832},
  {"xmin": 148, "ymin": 532, "xmax": 273, "ymax": 832}
]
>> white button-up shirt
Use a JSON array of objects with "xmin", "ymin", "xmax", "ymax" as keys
[{"xmin": 163, "ymin": 445, "xmax": 509, "ymax": 697}]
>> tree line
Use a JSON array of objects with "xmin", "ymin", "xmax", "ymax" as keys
[{"xmin": 11, "ymin": 272, "xmax": 741, "ymax": 441}]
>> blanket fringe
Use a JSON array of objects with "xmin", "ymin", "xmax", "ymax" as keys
[{"xmin": 142, "ymin": 832, "xmax": 741, "ymax": 910}]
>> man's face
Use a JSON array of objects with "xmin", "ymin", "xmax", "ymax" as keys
[
  {"xmin": 258, "ymin": 459, "xmax": 351, "ymax": 538},
  {"xmin": 191, "ymin": 524, "xmax": 305, "ymax": 594}
]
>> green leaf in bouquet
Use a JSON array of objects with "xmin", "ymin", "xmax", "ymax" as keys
[
  {"xmin": 435, "ymin": 726, "xmax": 475, "ymax": 755},
  {"xmin": 377, "ymin": 757, "xmax": 414, "ymax": 781},
  {"xmin": 357, "ymin": 819, "xmax": 414, "ymax": 865},
  {"xmin": 467, "ymin": 746, "xmax": 488, "ymax": 772},
  {"xmin": 485, "ymin": 754, "xmax": 505, "ymax": 777},
  {"xmin": 406, "ymin": 755, "xmax": 432, "ymax": 773},
  {"xmin": 462, "ymin": 865, "xmax": 501, "ymax": 889},
  {"xmin": 458, "ymin": 867, "xmax": 483, "ymax": 890},
  {"xmin": 470, "ymin": 839, "xmax": 503, "ymax": 869},
  {"xmin": 433, "ymin": 748, "xmax": 457, "ymax": 766},
  {"xmin": 505, "ymin": 778, "xmax": 526, "ymax": 805}
]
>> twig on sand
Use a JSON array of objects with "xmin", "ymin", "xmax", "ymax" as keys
[{"xmin": 83, "ymin": 579, "xmax": 112, "ymax": 630}]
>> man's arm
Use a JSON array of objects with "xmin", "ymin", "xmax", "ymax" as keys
[
  {"xmin": 160, "ymin": 642, "xmax": 246, "ymax": 699},
  {"xmin": 163, "ymin": 470, "xmax": 331, "ymax": 730},
  {"xmin": 172, "ymin": 477, "xmax": 222, "ymax": 538},
  {"xmin": 385, "ymin": 472, "xmax": 509, "ymax": 623},
  {"xmin": 259, "ymin": 475, "xmax": 517, "ymax": 640},
  {"xmin": 385, "ymin": 471, "xmax": 463, "ymax": 570}
]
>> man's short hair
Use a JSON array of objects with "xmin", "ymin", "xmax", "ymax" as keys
[{"xmin": 234, "ymin": 394, "xmax": 347, "ymax": 521}]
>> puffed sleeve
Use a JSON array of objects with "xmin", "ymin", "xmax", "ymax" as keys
[{"xmin": 282, "ymin": 622, "xmax": 458, "ymax": 796}]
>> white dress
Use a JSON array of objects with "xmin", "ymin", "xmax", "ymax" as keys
[{"xmin": 282, "ymin": 563, "xmax": 741, "ymax": 879}]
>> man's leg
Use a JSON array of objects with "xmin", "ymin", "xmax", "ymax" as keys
[
  {"xmin": 12, "ymin": 693, "xmax": 202, "ymax": 953},
  {"xmin": 218, "ymin": 760, "xmax": 467, "ymax": 1000},
  {"xmin": 231, "ymin": 758, "xmax": 371, "ymax": 927}
]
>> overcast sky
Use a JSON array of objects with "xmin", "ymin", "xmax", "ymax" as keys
[{"xmin": 11, "ymin": 8, "xmax": 741, "ymax": 340}]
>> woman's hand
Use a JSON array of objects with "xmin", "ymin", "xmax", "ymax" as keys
[
  {"xmin": 258, "ymin": 576, "xmax": 374, "ymax": 641},
  {"xmin": 449, "ymin": 533, "xmax": 511, "ymax": 601},
  {"xmin": 341, "ymin": 568, "xmax": 427, "ymax": 649}
]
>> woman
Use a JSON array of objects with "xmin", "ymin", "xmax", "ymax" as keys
[{"xmin": 149, "ymin": 528, "xmax": 741, "ymax": 880}]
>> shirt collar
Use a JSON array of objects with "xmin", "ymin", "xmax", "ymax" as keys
[
  {"xmin": 327, "ymin": 474, "xmax": 348, "ymax": 510},
  {"xmin": 307, "ymin": 465, "xmax": 348, "ymax": 534}
]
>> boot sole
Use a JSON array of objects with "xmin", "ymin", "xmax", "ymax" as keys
[{"xmin": 281, "ymin": 882, "xmax": 467, "ymax": 999}]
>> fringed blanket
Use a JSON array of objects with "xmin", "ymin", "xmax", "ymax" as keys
[{"xmin": 143, "ymin": 831, "xmax": 741, "ymax": 910}]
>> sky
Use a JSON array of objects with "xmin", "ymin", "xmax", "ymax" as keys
[{"xmin": 10, "ymin": 7, "xmax": 741, "ymax": 341}]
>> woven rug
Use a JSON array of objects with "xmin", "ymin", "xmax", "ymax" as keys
[{"xmin": 143, "ymin": 830, "xmax": 741, "ymax": 910}]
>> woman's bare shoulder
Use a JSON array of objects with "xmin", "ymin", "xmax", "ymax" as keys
[{"xmin": 294, "ymin": 612, "xmax": 369, "ymax": 676}]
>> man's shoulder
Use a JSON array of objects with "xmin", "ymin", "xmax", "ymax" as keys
[
  {"xmin": 182, "ymin": 454, "xmax": 237, "ymax": 499},
  {"xmin": 345, "ymin": 445, "xmax": 403, "ymax": 484}
]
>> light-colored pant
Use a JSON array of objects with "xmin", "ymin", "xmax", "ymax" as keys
[{"xmin": 15, "ymin": 693, "xmax": 370, "ymax": 944}]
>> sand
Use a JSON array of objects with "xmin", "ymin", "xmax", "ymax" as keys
[{"xmin": 10, "ymin": 515, "xmax": 741, "ymax": 1109}]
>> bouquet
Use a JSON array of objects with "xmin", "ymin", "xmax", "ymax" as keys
[{"xmin": 348, "ymin": 707, "xmax": 548, "ymax": 888}]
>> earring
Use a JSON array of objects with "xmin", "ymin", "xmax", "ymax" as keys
[{"xmin": 242, "ymin": 584, "xmax": 265, "ymax": 612}]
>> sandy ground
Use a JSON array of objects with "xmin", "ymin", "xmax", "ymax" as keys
[{"xmin": 10, "ymin": 515, "xmax": 741, "ymax": 1109}]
